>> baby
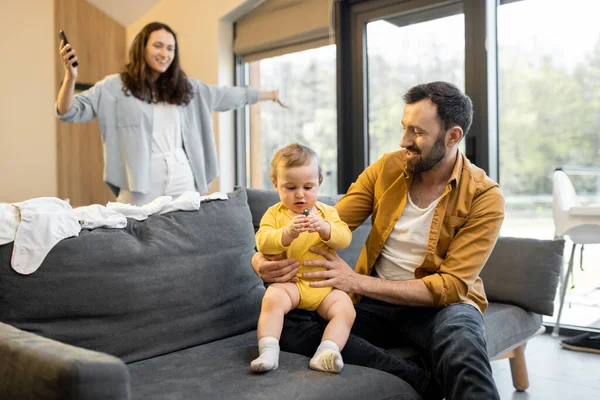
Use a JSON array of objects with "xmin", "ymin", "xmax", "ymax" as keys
[{"xmin": 251, "ymin": 143, "xmax": 355, "ymax": 373}]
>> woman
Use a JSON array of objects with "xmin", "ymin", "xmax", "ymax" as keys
[{"xmin": 56, "ymin": 22, "xmax": 283, "ymax": 206}]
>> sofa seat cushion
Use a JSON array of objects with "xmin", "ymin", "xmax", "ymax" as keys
[
  {"xmin": 483, "ymin": 302, "xmax": 543, "ymax": 359},
  {"xmin": 127, "ymin": 330, "xmax": 421, "ymax": 400}
]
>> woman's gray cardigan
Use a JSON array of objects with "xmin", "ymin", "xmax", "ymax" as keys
[{"xmin": 56, "ymin": 74, "xmax": 259, "ymax": 196}]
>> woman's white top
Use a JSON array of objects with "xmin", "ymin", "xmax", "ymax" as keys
[
  {"xmin": 117, "ymin": 103, "xmax": 195, "ymax": 206},
  {"xmin": 373, "ymin": 193, "xmax": 441, "ymax": 281}
]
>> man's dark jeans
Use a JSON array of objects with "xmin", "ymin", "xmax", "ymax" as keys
[{"xmin": 280, "ymin": 298, "xmax": 500, "ymax": 400}]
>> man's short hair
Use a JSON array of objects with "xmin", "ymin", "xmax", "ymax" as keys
[{"xmin": 403, "ymin": 82, "xmax": 474, "ymax": 136}]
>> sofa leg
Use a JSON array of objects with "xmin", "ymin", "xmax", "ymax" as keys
[{"xmin": 508, "ymin": 344, "xmax": 529, "ymax": 391}]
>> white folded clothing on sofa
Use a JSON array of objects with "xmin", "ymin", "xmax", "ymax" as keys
[
  {"xmin": 199, "ymin": 192, "xmax": 228, "ymax": 202},
  {"xmin": 108, "ymin": 192, "xmax": 203, "ymax": 219},
  {"xmin": 107, "ymin": 196, "xmax": 172, "ymax": 220},
  {"xmin": 10, "ymin": 198, "xmax": 80, "ymax": 275},
  {"xmin": 74, "ymin": 205, "xmax": 128, "ymax": 229},
  {"xmin": 159, "ymin": 191, "xmax": 201, "ymax": 214}
]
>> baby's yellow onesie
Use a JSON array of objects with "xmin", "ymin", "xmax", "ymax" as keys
[{"xmin": 256, "ymin": 201, "xmax": 352, "ymax": 311}]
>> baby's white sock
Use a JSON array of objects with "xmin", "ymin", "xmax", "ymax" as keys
[
  {"xmin": 309, "ymin": 340, "xmax": 344, "ymax": 373},
  {"xmin": 250, "ymin": 337, "xmax": 280, "ymax": 372}
]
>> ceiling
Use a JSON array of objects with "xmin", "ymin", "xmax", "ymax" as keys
[{"xmin": 85, "ymin": 0, "xmax": 162, "ymax": 27}]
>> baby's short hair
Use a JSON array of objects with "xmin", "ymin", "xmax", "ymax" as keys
[{"xmin": 270, "ymin": 143, "xmax": 323, "ymax": 184}]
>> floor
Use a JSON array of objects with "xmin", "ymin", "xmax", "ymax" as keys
[{"xmin": 491, "ymin": 332, "xmax": 600, "ymax": 399}]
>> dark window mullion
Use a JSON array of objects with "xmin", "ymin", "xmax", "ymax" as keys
[
  {"xmin": 336, "ymin": 0, "xmax": 367, "ymax": 193},
  {"xmin": 234, "ymin": 56, "xmax": 248, "ymax": 188},
  {"xmin": 464, "ymin": 0, "xmax": 499, "ymax": 181}
]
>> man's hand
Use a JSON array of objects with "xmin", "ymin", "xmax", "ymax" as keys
[
  {"xmin": 251, "ymin": 252, "xmax": 299, "ymax": 283},
  {"xmin": 302, "ymin": 247, "xmax": 362, "ymax": 293}
]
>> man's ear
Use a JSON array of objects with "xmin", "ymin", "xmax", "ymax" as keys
[{"xmin": 446, "ymin": 126, "xmax": 464, "ymax": 147}]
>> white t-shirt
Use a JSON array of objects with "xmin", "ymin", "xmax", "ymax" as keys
[
  {"xmin": 117, "ymin": 103, "xmax": 195, "ymax": 206},
  {"xmin": 151, "ymin": 103, "xmax": 183, "ymax": 154},
  {"xmin": 373, "ymin": 193, "xmax": 441, "ymax": 281}
]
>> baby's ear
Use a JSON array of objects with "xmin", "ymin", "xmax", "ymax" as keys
[{"xmin": 271, "ymin": 179, "xmax": 278, "ymax": 189}]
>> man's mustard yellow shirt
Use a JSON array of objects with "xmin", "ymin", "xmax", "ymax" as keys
[{"xmin": 336, "ymin": 149, "xmax": 505, "ymax": 313}]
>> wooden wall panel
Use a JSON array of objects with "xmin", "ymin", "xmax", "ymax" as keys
[{"xmin": 55, "ymin": 0, "xmax": 125, "ymax": 206}]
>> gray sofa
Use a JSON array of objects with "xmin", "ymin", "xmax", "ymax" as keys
[{"xmin": 0, "ymin": 187, "xmax": 563, "ymax": 399}]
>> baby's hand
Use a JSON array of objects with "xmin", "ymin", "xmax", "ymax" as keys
[
  {"xmin": 307, "ymin": 214, "xmax": 330, "ymax": 238},
  {"xmin": 286, "ymin": 215, "xmax": 309, "ymax": 239}
]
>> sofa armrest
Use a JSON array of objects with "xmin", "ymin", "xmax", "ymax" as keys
[
  {"xmin": 479, "ymin": 237, "xmax": 564, "ymax": 316},
  {"xmin": 0, "ymin": 322, "xmax": 130, "ymax": 400}
]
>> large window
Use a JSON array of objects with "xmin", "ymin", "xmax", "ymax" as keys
[
  {"xmin": 499, "ymin": 0, "xmax": 600, "ymax": 236},
  {"xmin": 498, "ymin": 0, "xmax": 600, "ymax": 330},
  {"xmin": 242, "ymin": 45, "xmax": 338, "ymax": 196},
  {"xmin": 367, "ymin": 13, "xmax": 465, "ymax": 163}
]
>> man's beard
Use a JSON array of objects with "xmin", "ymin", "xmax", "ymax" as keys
[{"xmin": 406, "ymin": 132, "xmax": 447, "ymax": 173}]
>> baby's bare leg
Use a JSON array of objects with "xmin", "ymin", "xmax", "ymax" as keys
[
  {"xmin": 318, "ymin": 289, "xmax": 356, "ymax": 349},
  {"xmin": 309, "ymin": 289, "xmax": 356, "ymax": 373},
  {"xmin": 256, "ymin": 282, "xmax": 300, "ymax": 339},
  {"xmin": 251, "ymin": 283, "xmax": 299, "ymax": 372}
]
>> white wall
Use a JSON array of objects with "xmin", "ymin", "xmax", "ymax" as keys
[
  {"xmin": 0, "ymin": 0, "xmax": 56, "ymax": 202},
  {"xmin": 127, "ymin": 0, "xmax": 259, "ymax": 192}
]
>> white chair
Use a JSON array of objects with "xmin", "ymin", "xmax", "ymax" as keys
[{"xmin": 552, "ymin": 169, "xmax": 600, "ymax": 336}]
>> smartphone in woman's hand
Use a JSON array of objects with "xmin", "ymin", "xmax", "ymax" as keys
[{"xmin": 59, "ymin": 30, "xmax": 79, "ymax": 67}]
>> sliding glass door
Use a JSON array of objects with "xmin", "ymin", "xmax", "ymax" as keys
[{"xmin": 498, "ymin": 0, "xmax": 600, "ymax": 331}]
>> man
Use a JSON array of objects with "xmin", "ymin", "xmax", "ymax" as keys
[{"xmin": 252, "ymin": 82, "xmax": 504, "ymax": 399}]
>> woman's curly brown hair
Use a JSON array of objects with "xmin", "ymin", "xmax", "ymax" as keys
[{"xmin": 120, "ymin": 22, "xmax": 193, "ymax": 105}]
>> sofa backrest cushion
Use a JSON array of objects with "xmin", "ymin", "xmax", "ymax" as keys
[
  {"xmin": 0, "ymin": 188, "xmax": 265, "ymax": 363},
  {"xmin": 480, "ymin": 237, "xmax": 564, "ymax": 316},
  {"xmin": 245, "ymin": 188, "xmax": 372, "ymax": 270}
]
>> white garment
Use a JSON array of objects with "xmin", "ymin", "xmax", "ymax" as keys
[
  {"xmin": 74, "ymin": 204, "xmax": 127, "ymax": 229},
  {"xmin": 143, "ymin": 195, "xmax": 173, "ymax": 215},
  {"xmin": 200, "ymin": 192, "xmax": 229, "ymax": 202},
  {"xmin": 374, "ymin": 193, "xmax": 441, "ymax": 281},
  {"xmin": 0, "ymin": 203, "xmax": 19, "ymax": 245},
  {"xmin": 159, "ymin": 191, "xmax": 201, "ymax": 214},
  {"xmin": 117, "ymin": 103, "xmax": 195, "ymax": 206},
  {"xmin": 107, "ymin": 196, "xmax": 172, "ymax": 221},
  {"xmin": 11, "ymin": 198, "xmax": 81, "ymax": 275},
  {"xmin": 151, "ymin": 103, "xmax": 182, "ymax": 154},
  {"xmin": 109, "ymin": 191, "xmax": 206, "ymax": 219}
]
